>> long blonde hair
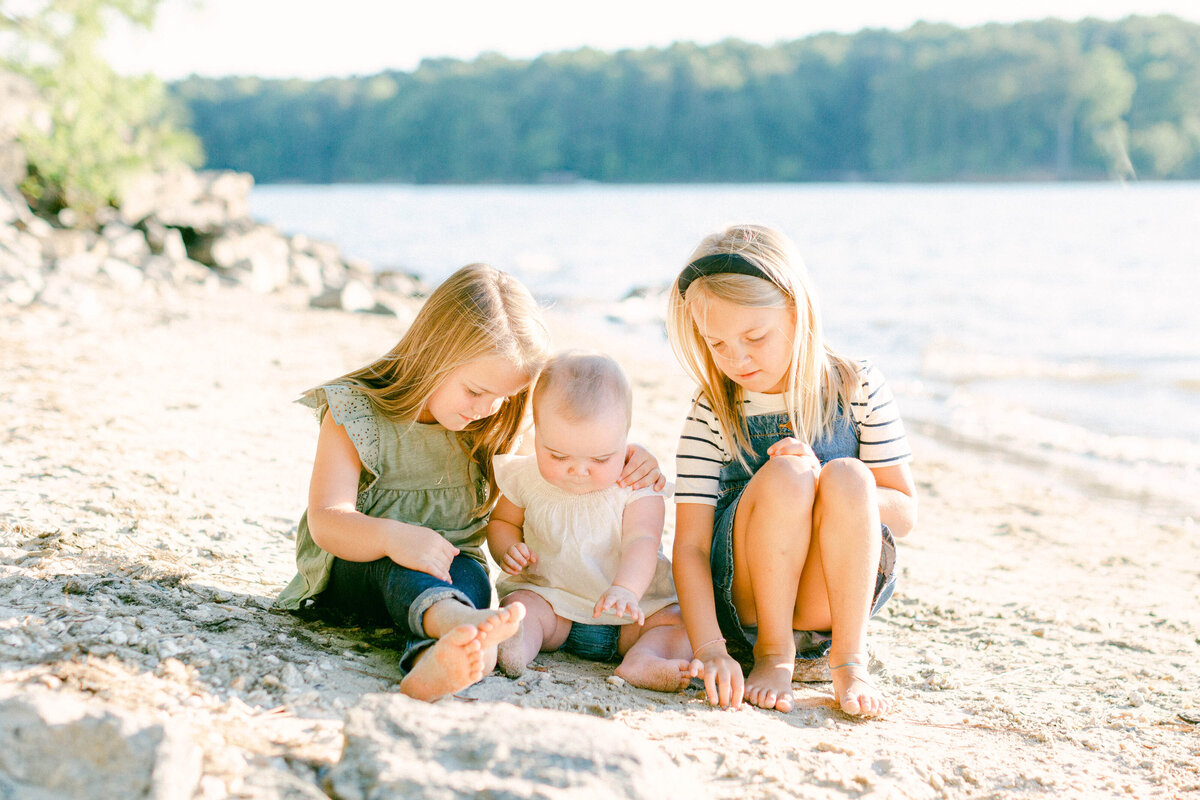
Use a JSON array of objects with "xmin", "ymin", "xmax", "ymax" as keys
[
  {"xmin": 666, "ymin": 224, "xmax": 861, "ymax": 465},
  {"xmin": 319, "ymin": 263, "xmax": 550, "ymax": 514}
]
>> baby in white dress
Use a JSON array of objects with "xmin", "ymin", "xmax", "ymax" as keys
[{"xmin": 487, "ymin": 352, "xmax": 697, "ymax": 691}]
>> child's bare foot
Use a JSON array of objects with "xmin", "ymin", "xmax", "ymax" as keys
[
  {"xmin": 399, "ymin": 624, "xmax": 484, "ymax": 701},
  {"xmin": 745, "ymin": 653, "xmax": 795, "ymax": 712},
  {"xmin": 830, "ymin": 653, "xmax": 888, "ymax": 717},
  {"xmin": 476, "ymin": 602, "xmax": 525, "ymax": 655},
  {"xmin": 496, "ymin": 616, "xmax": 528, "ymax": 678},
  {"xmin": 615, "ymin": 657, "xmax": 698, "ymax": 692}
]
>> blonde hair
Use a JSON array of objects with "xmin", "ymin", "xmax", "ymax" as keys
[
  {"xmin": 533, "ymin": 351, "xmax": 632, "ymax": 430},
  {"xmin": 666, "ymin": 224, "xmax": 861, "ymax": 466},
  {"xmin": 315, "ymin": 263, "xmax": 550, "ymax": 514}
]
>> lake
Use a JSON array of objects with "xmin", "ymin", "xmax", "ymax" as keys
[{"xmin": 249, "ymin": 182, "xmax": 1200, "ymax": 513}]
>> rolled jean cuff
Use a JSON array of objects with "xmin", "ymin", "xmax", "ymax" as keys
[{"xmin": 406, "ymin": 585, "xmax": 472, "ymax": 636}]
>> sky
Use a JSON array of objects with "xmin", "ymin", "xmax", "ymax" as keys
[{"xmin": 102, "ymin": 0, "xmax": 1200, "ymax": 81}]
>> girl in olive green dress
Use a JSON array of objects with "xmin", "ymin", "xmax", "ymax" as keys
[{"xmin": 276, "ymin": 264, "xmax": 662, "ymax": 701}]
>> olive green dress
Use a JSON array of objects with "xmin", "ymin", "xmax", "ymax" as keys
[{"xmin": 274, "ymin": 384, "xmax": 490, "ymax": 611}]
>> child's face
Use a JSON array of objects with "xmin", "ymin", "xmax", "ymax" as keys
[
  {"xmin": 534, "ymin": 403, "xmax": 628, "ymax": 494},
  {"xmin": 692, "ymin": 293, "xmax": 795, "ymax": 394},
  {"xmin": 420, "ymin": 355, "xmax": 529, "ymax": 430}
]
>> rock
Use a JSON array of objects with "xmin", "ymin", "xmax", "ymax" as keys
[
  {"xmin": 100, "ymin": 257, "xmax": 145, "ymax": 293},
  {"xmin": 53, "ymin": 251, "xmax": 104, "ymax": 281},
  {"xmin": 143, "ymin": 222, "xmax": 189, "ymax": 262},
  {"xmin": 118, "ymin": 167, "xmax": 253, "ymax": 231},
  {"xmin": 325, "ymin": 694, "xmax": 711, "ymax": 800},
  {"xmin": 310, "ymin": 279, "xmax": 377, "ymax": 313},
  {"xmin": 43, "ymin": 228, "xmax": 93, "ymax": 260},
  {"xmin": 0, "ymin": 689, "xmax": 202, "ymax": 800},
  {"xmin": 374, "ymin": 270, "xmax": 426, "ymax": 297},
  {"xmin": 102, "ymin": 223, "xmax": 152, "ymax": 264}
]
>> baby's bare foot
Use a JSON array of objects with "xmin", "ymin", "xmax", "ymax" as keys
[
  {"xmin": 399, "ymin": 624, "xmax": 484, "ymax": 701},
  {"xmin": 615, "ymin": 657, "xmax": 697, "ymax": 692},
  {"xmin": 745, "ymin": 653, "xmax": 795, "ymax": 712},
  {"xmin": 496, "ymin": 616, "xmax": 528, "ymax": 678},
  {"xmin": 830, "ymin": 653, "xmax": 889, "ymax": 717}
]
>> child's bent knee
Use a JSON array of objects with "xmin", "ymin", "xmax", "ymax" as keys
[
  {"xmin": 752, "ymin": 457, "xmax": 817, "ymax": 500},
  {"xmin": 816, "ymin": 458, "xmax": 874, "ymax": 503}
]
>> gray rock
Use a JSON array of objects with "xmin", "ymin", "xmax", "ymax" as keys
[
  {"xmin": 325, "ymin": 694, "xmax": 711, "ymax": 800},
  {"xmin": 310, "ymin": 279, "xmax": 377, "ymax": 313},
  {"xmin": 118, "ymin": 167, "xmax": 252, "ymax": 231},
  {"xmin": 102, "ymin": 223, "xmax": 152, "ymax": 264},
  {"xmin": 43, "ymin": 228, "xmax": 94, "ymax": 260},
  {"xmin": 100, "ymin": 257, "xmax": 145, "ymax": 293},
  {"xmin": 0, "ymin": 689, "xmax": 202, "ymax": 800}
]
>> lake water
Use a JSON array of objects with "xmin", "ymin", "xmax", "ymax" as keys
[{"xmin": 250, "ymin": 182, "xmax": 1200, "ymax": 514}]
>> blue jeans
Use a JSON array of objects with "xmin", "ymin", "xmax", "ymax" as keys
[{"xmin": 319, "ymin": 554, "xmax": 492, "ymax": 673}]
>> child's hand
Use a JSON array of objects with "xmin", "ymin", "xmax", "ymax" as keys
[
  {"xmin": 691, "ymin": 642, "xmax": 745, "ymax": 710},
  {"xmin": 501, "ymin": 542, "xmax": 538, "ymax": 575},
  {"xmin": 619, "ymin": 443, "xmax": 667, "ymax": 491},
  {"xmin": 388, "ymin": 525, "xmax": 459, "ymax": 583},
  {"xmin": 767, "ymin": 436, "xmax": 820, "ymax": 476},
  {"xmin": 593, "ymin": 584, "xmax": 645, "ymax": 624}
]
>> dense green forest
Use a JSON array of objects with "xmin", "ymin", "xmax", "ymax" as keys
[{"xmin": 172, "ymin": 16, "xmax": 1200, "ymax": 183}]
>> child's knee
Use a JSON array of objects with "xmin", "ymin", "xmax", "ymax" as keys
[
  {"xmin": 751, "ymin": 457, "xmax": 817, "ymax": 503},
  {"xmin": 815, "ymin": 457, "xmax": 874, "ymax": 506}
]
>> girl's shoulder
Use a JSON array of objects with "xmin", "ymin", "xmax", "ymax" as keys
[{"xmin": 299, "ymin": 383, "xmax": 383, "ymax": 487}]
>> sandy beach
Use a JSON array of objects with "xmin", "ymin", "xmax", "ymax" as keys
[{"xmin": 2, "ymin": 280, "xmax": 1198, "ymax": 799}]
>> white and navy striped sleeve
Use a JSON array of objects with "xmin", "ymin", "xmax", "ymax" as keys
[
  {"xmin": 674, "ymin": 395, "xmax": 729, "ymax": 506},
  {"xmin": 851, "ymin": 360, "xmax": 913, "ymax": 467}
]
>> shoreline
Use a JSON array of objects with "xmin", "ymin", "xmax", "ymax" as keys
[{"xmin": 2, "ymin": 282, "xmax": 1199, "ymax": 798}]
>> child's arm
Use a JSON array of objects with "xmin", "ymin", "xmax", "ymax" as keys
[
  {"xmin": 593, "ymin": 495, "xmax": 665, "ymax": 624},
  {"xmin": 870, "ymin": 463, "xmax": 918, "ymax": 538},
  {"xmin": 486, "ymin": 494, "xmax": 537, "ymax": 574},
  {"xmin": 307, "ymin": 413, "xmax": 459, "ymax": 582},
  {"xmin": 674, "ymin": 502, "xmax": 745, "ymax": 709}
]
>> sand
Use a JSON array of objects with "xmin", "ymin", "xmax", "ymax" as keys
[{"xmin": 2, "ymin": 281, "xmax": 1198, "ymax": 799}]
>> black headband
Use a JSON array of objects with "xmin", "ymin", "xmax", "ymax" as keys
[{"xmin": 676, "ymin": 252, "xmax": 772, "ymax": 296}]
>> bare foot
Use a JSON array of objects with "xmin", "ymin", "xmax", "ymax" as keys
[
  {"xmin": 744, "ymin": 653, "xmax": 795, "ymax": 712},
  {"xmin": 398, "ymin": 624, "xmax": 484, "ymax": 701},
  {"xmin": 830, "ymin": 653, "xmax": 889, "ymax": 717},
  {"xmin": 476, "ymin": 602, "xmax": 525, "ymax": 655},
  {"xmin": 615, "ymin": 657, "xmax": 698, "ymax": 692},
  {"xmin": 496, "ymin": 616, "xmax": 528, "ymax": 678}
]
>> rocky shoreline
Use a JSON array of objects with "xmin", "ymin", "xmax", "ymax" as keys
[{"xmin": 2, "ymin": 73, "xmax": 424, "ymax": 321}]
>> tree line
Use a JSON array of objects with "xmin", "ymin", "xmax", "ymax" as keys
[{"xmin": 172, "ymin": 16, "xmax": 1200, "ymax": 184}]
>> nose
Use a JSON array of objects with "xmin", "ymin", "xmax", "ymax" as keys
[{"xmin": 473, "ymin": 396, "xmax": 502, "ymax": 419}]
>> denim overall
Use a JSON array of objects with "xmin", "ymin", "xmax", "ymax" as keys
[{"xmin": 710, "ymin": 409, "xmax": 897, "ymax": 668}]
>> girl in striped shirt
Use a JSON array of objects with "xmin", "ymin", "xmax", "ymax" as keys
[{"xmin": 667, "ymin": 224, "xmax": 917, "ymax": 717}]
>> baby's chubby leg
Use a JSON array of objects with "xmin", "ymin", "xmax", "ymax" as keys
[
  {"xmin": 614, "ymin": 605, "xmax": 699, "ymax": 692},
  {"xmin": 496, "ymin": 590, "xmax": 571, "ymax": 677},
  {"xmin": 399, "ymin": 599, "xmax": 525, "ymax": 701}
]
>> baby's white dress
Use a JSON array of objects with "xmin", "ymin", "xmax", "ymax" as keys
[{"xmin": 492, "ymin": 454, "xmax": 677, "ymax": 625}]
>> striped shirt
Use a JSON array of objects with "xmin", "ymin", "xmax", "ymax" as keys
[{"xmin": 674, "ymin": 360, "xmax": 912, "ymax": 506}]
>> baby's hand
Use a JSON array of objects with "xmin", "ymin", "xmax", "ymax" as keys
[
  {"xmin": 593, "ymin": 584, "xmax": 645, "ymax": 625},
  {"xmin": 501, "ymin": 542, "xmax": 538, "ymax": 575},
  {"xmin": 767, "ymin": 436, "xmax": 820, "ymax": 476}
]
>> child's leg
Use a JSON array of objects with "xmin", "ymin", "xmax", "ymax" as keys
[
  {"xmin": 794, "ymin": 457, "xmax": 888, "ymax": 717},
  {"xmin": 377, "ymin": 554, "xmax": 521, "ymax": 702},
  {"xmin": 729, "ymin": 457, "xmax": 818, "ymax": 712},
  {"xmin": 401, "ymin": 600, "xmax": 525, "ymax": 701},
  {"xmin": 614, "ymin": 605, "xmax": 698, "ymax": 692},
  {"xmin": 495, "ymin": 589, "xmax": 571, "ymax": 677}
]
